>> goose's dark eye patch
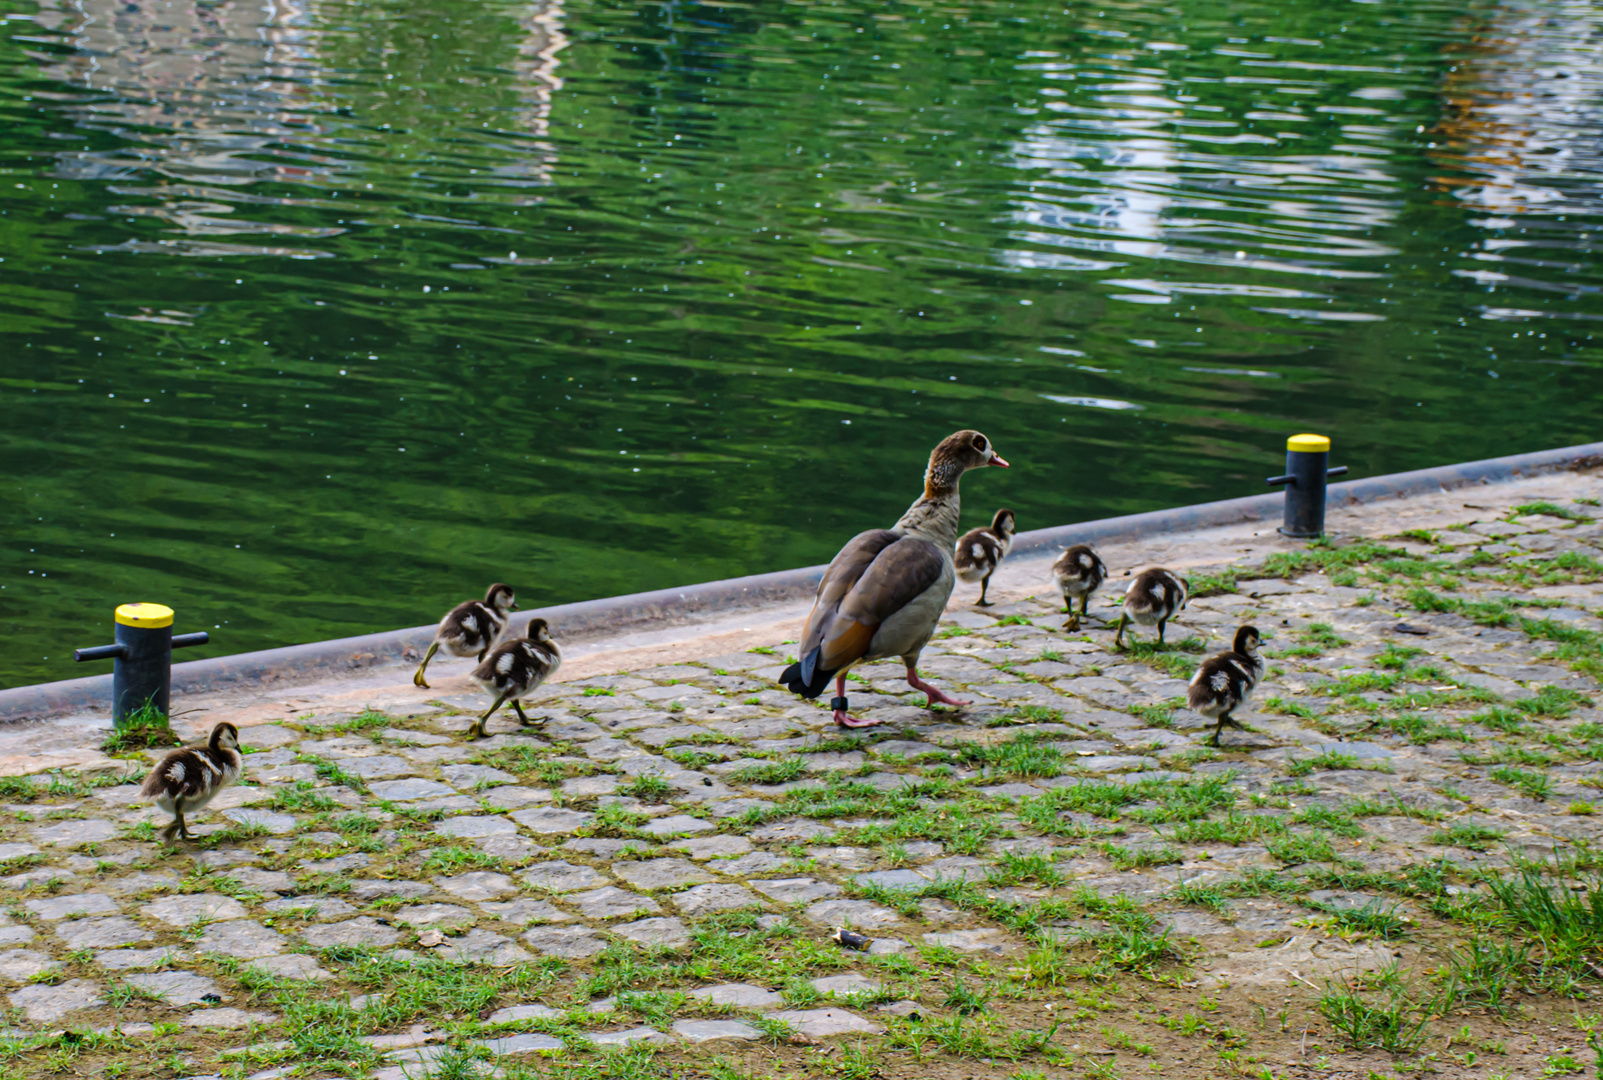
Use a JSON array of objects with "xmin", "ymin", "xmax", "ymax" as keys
[{"xmin": 972, "ymin": 435, "xmax": 988, "ymax": 452}]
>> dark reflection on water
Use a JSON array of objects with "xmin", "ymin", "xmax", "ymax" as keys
[{"xmin": 1, "ymin": 0, "xmax": 1600, "ymax": 687}]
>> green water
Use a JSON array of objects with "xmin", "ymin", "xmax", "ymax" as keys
[{"xmin": 2, "ymin": 0, "xmax": 1600, "ymax": 689}]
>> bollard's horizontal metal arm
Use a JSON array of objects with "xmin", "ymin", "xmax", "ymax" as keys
[
  {"xmin": 74, "ymin": 643, "xmax": 128, "ymax": 663},
  {"xmin": 1270, "ymin": 465, "xmax": 1349, "ymax": 487},
  {"xmin": 172, "ymin": 632, "xmax": 210, "ymax": 649}
]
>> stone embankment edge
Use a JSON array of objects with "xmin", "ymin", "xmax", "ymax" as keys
[{"xmin": 4, "ymin": 440, "xmax": 1600, "ymax": 724}]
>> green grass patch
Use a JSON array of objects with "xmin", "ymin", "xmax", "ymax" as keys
[
  {"xmin": 1187, "ymin": 569, "xmax": 1239, "ymax": 597},
  {"xmin": 1316, "ymin": 900, "xmax": 1408, "ymax": 941},
  {"xmin": 616, "ymin": 774, "xmax": 674, "ymax": 801},
  {"xmin": 1430, "ymin": 822, "xmax": 1505, "ymax": 851},
  {"xmin": 1519, "ymin": 619, "xmax": 1603, "ymax": 682},
  {"xmin": 1490, "ymin": 766, "xmax": 1554, "ymax": 801},
  {"xmin": 1301, "ymin": 622, "xmax": 1350, "ymax": 649},
  {"xmin": 1315, "ymin": 670, "xmax": 1404, "ymax": 696},
  {"xmin": 1511, "ymin": 502, "xmax": 1592, "ymax": 521},
  {"xmin": 99, "ymin": 701, "xmax": 179, "ymax": 756},
  {"xmin": 1127, "ymin": 699, "xmax": 1182, "ymax": 729},
  {"xmin": 1317, "ymin": 967, "xmax": 1429, "ymax": 1052},
  {"xmin": 1266, "ymin": 831, "xmax": 1343, "ymax": 865},
  {"xmin": 1287, "ymin": 750, "xmax": 1360, "ymax": 777},
  {"xmin": 332, "ymin": 708, "xmax": 392, "ymax": 734},
  {"xmin": 1099, "ymin": 842, "xmax": 1182, "ymax": 870},
  {"xmin": 1259, "ymin": 538, "xmax": 1406, "ymax": 580},
  {"xmin": 1163, "ymin": 811, "xmax": 1288, "ymax": 846},
  {"xmin": 1481, "ymin": 854, "xmax": 1603, "ymax": 987},
  {"xmin": 1121, "ymin": 637, "xmax": 1204, "ymax": 679},
  {"xmin": 1373, "ymin": 644, "xmax": 1426, "ymax": 670},
  {"xmin": 1290, "ymin": 805, "xmax": 1363, "ymax": 838},
  {"xmin": 0, "ymin": 770, "xmax": 125, "ymax": 804},
  {"xmin": 295, "ymin": 753, "xmax": 369, "ymax": 794},
  {"xmin": 954, "ymin": 733, "xmax": 1067, "ymax": 779},
  {"xmin": 729, "ymin": 758, "xmax": 806, "ymax": 785},
  {"xmin": 1169, "ymin": 881, "xmax": 1229, "ymax": 913},
  {"xmin": 1261, "ymin": 697, "xmax": 1320, "ymax": 722},
  {"xmin": 1405, "ymin": 587, "xmax": 1516, "ymax": 628}
]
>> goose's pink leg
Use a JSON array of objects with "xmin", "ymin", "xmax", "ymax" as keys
[
  {"xmin": 908, "ymin": 665, "xmax": 969, "ymax": 708},
  {"xmin": 833, "ymin": 672, "xmax": 883, "ymax": 729}
]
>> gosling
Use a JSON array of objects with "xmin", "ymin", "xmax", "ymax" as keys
[
  {"xmin": 1188, "ymin": 625, "xmax": 1264, "ymax": 747},
  {"xmin": 954, "ymin": 509, "xmax": 1016, "ymax": 607},
  {"xmin": 1114, "ymin": 568, "xmax": 1189, "ymax": 649},
  {"xmin": 413, "ymin": 583, "xmax": 519, "ymax": 689},
  {"xmin": 1053, "ymin": 544, "xmax": 1107, "ymax": 630},
  {"xmin": 140, "ymin": 722, "xmax": 243, "ymax": 842},
  {"xmin": 467, "ymin": 618, "xmax": 563, "ymax": 740}
]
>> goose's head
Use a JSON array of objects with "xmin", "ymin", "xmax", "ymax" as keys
[
  {"xmin": 526, "ymin": 618, "xmax": 556, "ymax": 647},
  {"xmin": 485, "ymin": 583, "xmax": 519, "ymax": 613},
  {"xmin": 990, "ymin": 508, "xmax": 1017, "ymax": 539},
  {"xmin": 926, "ymin": 430, "xmax": 1009, "ymax": 494},
  {"xmin": 1234, "ymin": 625, "xmax": 1261, "ymax": 656},
  {"xmin": 209, "ymin": 722, "xmax": 241, "ymax": 753}
]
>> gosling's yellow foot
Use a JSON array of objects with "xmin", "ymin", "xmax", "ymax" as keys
[{"xmin": 413, "ymin": 642, "xmax": 440, "ymax": 689}]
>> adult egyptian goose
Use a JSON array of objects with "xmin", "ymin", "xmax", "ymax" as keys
[
  {"xmin": 413, "ymin": 583, "xmax": 519, "ymax": 689},
  {"xmin": 1188, "ymin": 625, "xmax": 1263, "ymax": 746},
  {"xmin": 1114, "ymin": 567, "xmax": 1188, "ymax": 648},
  {"xmin": 780, "ymin": 430, "xmax": 1009, "ymax": 728},
  {"xmin": 140, "ymin": 722, "xmax": 243, "ymax": 842},
  {"xmin": 467, "ymin": 617, "xmax": 563, "ymax": 739},
  {"xmin": 954, "ymin": 508, "xmax": 1016, "ymax": 607},
  {"xmin": 1053, "ymin": 544, "xmax": 1107, "ymax": 630}
]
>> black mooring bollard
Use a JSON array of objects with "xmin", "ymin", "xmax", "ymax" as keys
[
  {"xmin": 75, "ymin": 603, "xmax": 209, "ymax": 726},
  {"xmin": 1265, "ymin": 433, "xmax": 1349, "ymax": 538}
]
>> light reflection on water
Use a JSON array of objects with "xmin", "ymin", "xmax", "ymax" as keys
[{"xmin": 1, "ymin": 0, "xmax": 1601, "ymax": 687}]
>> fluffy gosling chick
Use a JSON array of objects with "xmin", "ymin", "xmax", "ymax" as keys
[
  {"xmin": 1114, "ymin": 568, "xmax": 1189, "ymax": 649},
  {"xmin": 467, "ymin": 618, "xmax": 563, "ymax": 740},
  {"xmin": 414, "ymin": 582, "xmax": 519, "ymax": 688},
  {"xmin": 1188, "ymin": 625, "xmax": 1264, "ymax": 747},
  {"xmin": 140, "ymin": 722, "xmax": 243, "ymax": 842},
  {"xmin": 954, "ymin": 508, "xmax": 1016, "ymax": 607},
  {"xmin": 1053, "ymin": 544, "xmax": 1107, "ymax": 630}
]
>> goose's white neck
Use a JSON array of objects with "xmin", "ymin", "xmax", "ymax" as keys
[{"xmin": 894, "ymin": 489, "xmax": 961, "ymax": 550}]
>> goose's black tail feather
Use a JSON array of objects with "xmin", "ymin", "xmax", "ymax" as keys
[{"xmin": 780, "ymin": 648, "xmax": 836, "ymax": 700}]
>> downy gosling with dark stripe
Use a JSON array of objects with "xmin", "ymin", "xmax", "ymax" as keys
[
  {"xmin": 467, "ymin": 618, "xmax": 562, "ymax": 739},
  {"xmin": 1188, "ymin": 625, "xmax": 1264, "ymax": 747},
  {"xmin": 414, "ymin": 583, "xmax": 519, "ymax": 689},
  {"xmin": 141, "ymin": 722, "xmax": 243, "ymax": 842},
  {"xmin": 954, "ymin": 508, "xmax": 1016, "ymax": 607},
  {"xmin": 1114, "ymin": 568, "xmax": 1188, "ymax": 649},
  {"xmin": 1053, "ymin": 544, "xmax": 1107, "ymax": 631}
]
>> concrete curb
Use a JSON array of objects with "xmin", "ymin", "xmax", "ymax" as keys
[{"xmin": 4, "ymin": 440, "xmax": 1600, "ymax": 723}]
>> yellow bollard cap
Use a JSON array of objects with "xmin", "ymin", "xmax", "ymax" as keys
[
  {"xmin": 1287, "ymin": 433, "xmax": 1330, "ymax": 453},
  {"xmin": 116, "ymin": 603, "xmax": 174, "ymax": 628}
]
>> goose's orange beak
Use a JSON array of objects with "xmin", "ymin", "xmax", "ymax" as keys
[{"xmin": 991, "ymin": 454, "xmax": 1010, "ymax": 468}]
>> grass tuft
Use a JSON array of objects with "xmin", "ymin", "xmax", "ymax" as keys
[
  {"xmin": 954, "ymin": 733, "xmax": 1066, "ymax": 779},
  {"xmin": 1317, "ymin": 966, "xmax": 1429, "ymax": 1052},
  {"xmin": 100, "ymin": 701, "xmax": 179, "ymax": 755},
  {"xmin": 1511, "ymin": 501, "xmax": 1592, "ymax": 521}
]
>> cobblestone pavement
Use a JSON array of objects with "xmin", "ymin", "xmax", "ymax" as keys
[{"xmin": 5, "ymin": 475, "xmax": 1603, "ymax": 1079}]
